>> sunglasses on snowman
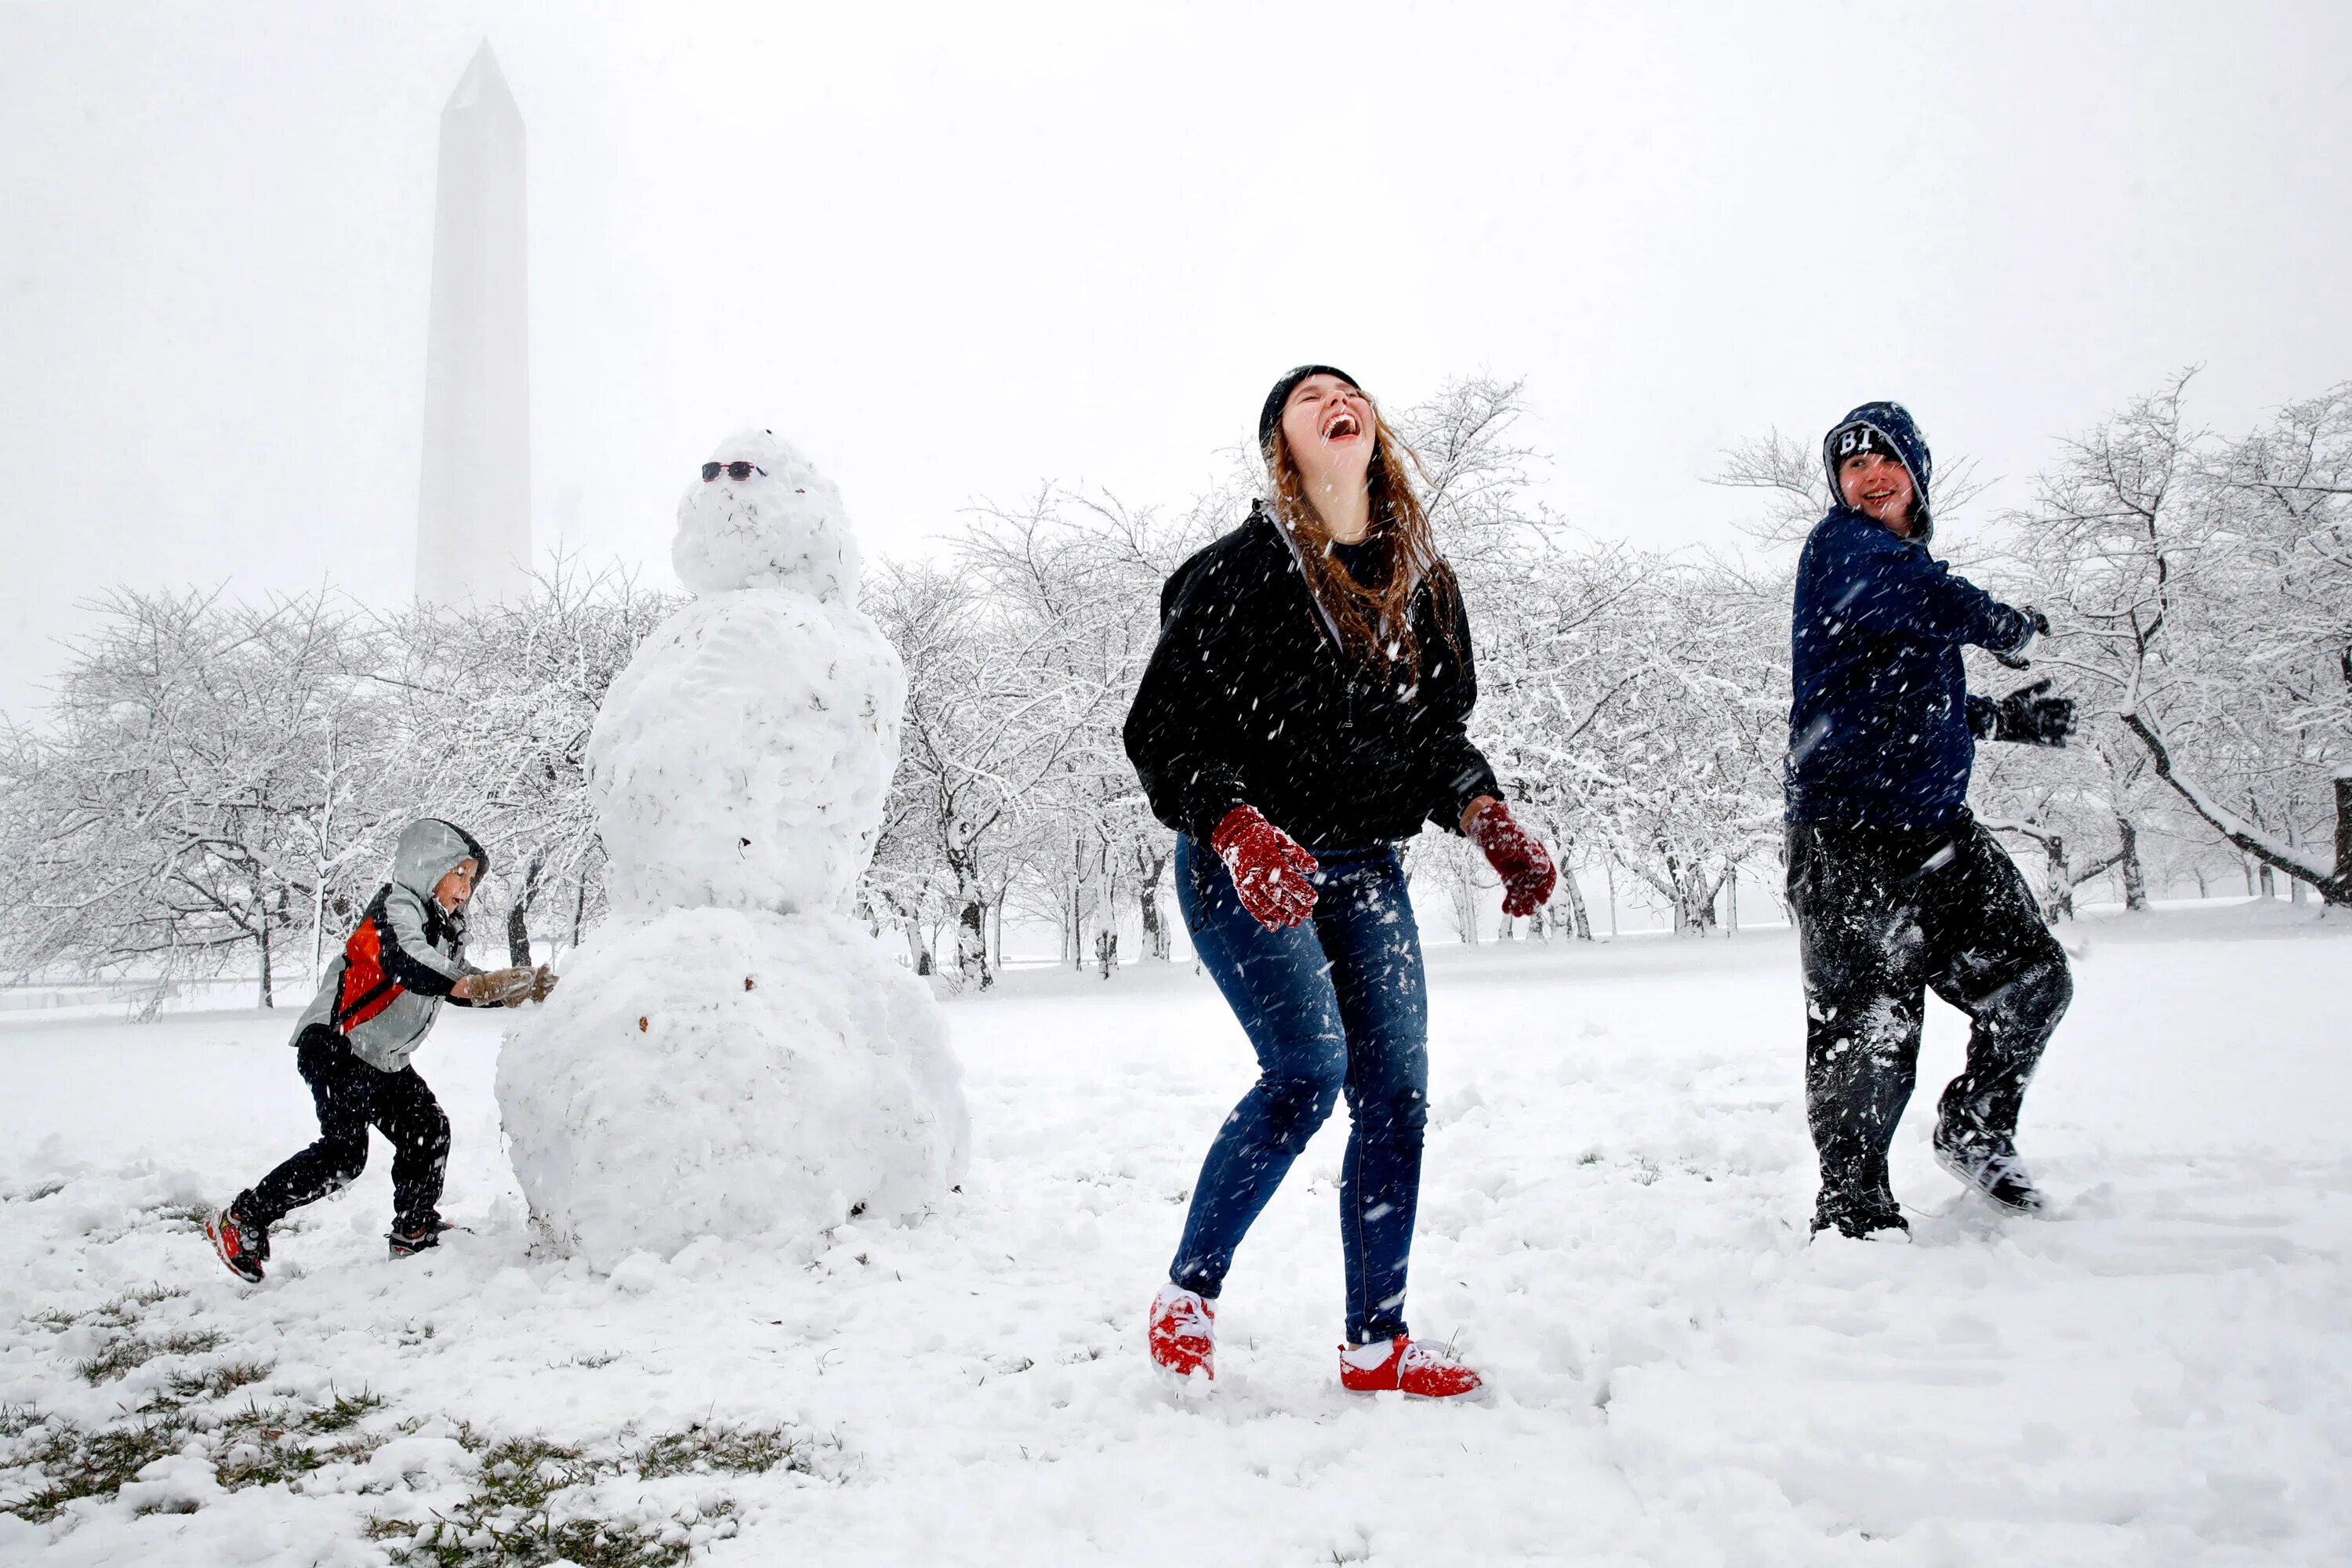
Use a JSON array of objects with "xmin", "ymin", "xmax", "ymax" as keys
[{"xmin": 701, "ymin": 461, "xmax": 766, "ymax": 481}]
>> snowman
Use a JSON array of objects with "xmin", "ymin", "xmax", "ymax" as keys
[{"xmin": 495, "ymin": 429, "xmax": 968, "ymax": 1271}]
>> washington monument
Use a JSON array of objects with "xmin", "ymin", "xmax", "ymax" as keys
[{"xmin": 416, "ymin": 41, "xmax": 531, "ymax": 607}]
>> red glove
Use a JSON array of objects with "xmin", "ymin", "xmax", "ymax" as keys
[
  {"xmin": 1466, "ymin": 798, "xmax": 1556, "ymax": 918},
  {"xmin": 1210, "ymin": 805, "xmax": 1319, "ymax": 931}
]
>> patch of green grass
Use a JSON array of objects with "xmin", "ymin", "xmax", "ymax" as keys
[
  {"xmin": 369, "ymin": 1436, "xmax": 698, "ymax": 1568},
  {"xmin": 158, "ymin": 1358, "xmax": 274, "ymax": 1405},
  {"xmin": 633, "ymin": 1421, "xmax": 813, "ymax": 1479},
  {"xmin": 76, "ymin": 1328, "xmax": 227, "ymax": 1384},
  {"xmin": 1, "ymin": 1409, "xmax": 187, "ymax": 1523},
  {"xmin": 2, "ymin": 1384, "xmax": 394, "ymax": 1521},
  {"xmin": 209, "ymin": 1396, "xmax": 385, "ymax": 1492},
  {"xmin": 27, "ymin": 1283, "xmax": 187, "ymax": 1338},
  {"xmin": 304, "ymin": 1387, "xmax": 388, "ymax": 1435}
]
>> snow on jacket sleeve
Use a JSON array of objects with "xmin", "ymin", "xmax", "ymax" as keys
[
  {"xmin": 1123, "ymin": 551, "xmax": 1254, "ymax": 845},
  {"xmin": 1820, "ymin": 516, "xmax": 2033, "ymax": 650},
  {"xmin": 377, "ymin": 883, "xmax": 464, "ymax": 998},
  {"xmin": 1413, "ymin": 583, "xmax": 1502, "ymax": 835}
]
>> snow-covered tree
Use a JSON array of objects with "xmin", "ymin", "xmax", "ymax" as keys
[
  {"xmin": 0, "ymin": 587, "xmax": 386, "ymax": 1004},
  {"xmin": 2018, "ymin": 374, "xmax": 2351, "ymax": 907}
]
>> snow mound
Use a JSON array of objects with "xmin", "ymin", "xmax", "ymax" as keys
[
  {"xmin": 586, "ymin": 590, "xmax": 902, "ymax": 918},
  {"xmin": 496, "ymin": 906, "xmax": 968, "ymax": 1272},
  {"xmin": 673, "ymin": 427, "xmax": 859, "ymax": 598}
]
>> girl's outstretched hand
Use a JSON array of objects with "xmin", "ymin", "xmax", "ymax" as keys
[
  {"xmin": 1210, "ymin": 805, "xmax": 1319, "ymax": 931},
  {"xmin": 1465, "ymin": 798, "xmax": 1557, "ymax": 918}
]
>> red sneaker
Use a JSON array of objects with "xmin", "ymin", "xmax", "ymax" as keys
[
  {"xmin": 205, "ymin": 1206, "xmax": 269, "ymax": 1284},
  {"xmin": 1147, "ymin": 1283, "xmax": 1215, "ymax": 1380},
  {"xmin": 1338, "ymin": 1335, "xmax": 1483, "ymax": 1399}
]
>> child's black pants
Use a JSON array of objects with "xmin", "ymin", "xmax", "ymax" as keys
[
  {"xmin": 238, "ymin": 1025, "xmax": 450, "ymax": 1232},
  {"xmin": 1786, "ymin": 817, "xmax": 2072, "ymax": 1209}
]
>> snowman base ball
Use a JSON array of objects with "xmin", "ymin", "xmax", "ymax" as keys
[{"xmin": 495, "ymin": 906, "xmax": 971, "ymax": 1272}]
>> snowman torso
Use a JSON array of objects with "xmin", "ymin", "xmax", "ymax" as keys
[{"xmin": 589, "ymin": 588, "xmax": 902, "ymax": 917}]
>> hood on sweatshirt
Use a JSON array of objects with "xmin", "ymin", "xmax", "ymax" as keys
[
  {"xmin": 1822, "ymin": 401, "xmax": 1935, "ymax": 546},
  {"xmin": 390, "ymin": 818, "xmax": 490, "ymax": 908}
]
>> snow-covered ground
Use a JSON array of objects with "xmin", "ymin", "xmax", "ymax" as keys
[{"xmin": 2, "ymin": 902, "xmax": 2347, "ymax": 1566}]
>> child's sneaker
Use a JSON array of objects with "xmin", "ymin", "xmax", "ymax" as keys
[
  {"xmin": 387, "ymin": 1218, "xmax": 456, "ymax": 1258},
  {"xmin": 1338, "ymin": 1335, "xmax": 1483, "ymax": 1399},
  {"xmin": 205, "ymin": 1205, "xmax": 269, "ymax": 1283},
  {"xmin": 1147, "ymin": 1283, "xmax": 1216, "ymax": 1380},
  {"xmin": 1934, "ymin": 1126, "xmax": 2046, "ymax": 1214}
]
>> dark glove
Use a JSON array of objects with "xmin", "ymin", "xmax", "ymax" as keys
[
  {"xmin": 1991, "ymin": 606, "xmax": 2050, "ymax": 671},
  {"xmin": 1466, "ymin": 798, "xmax": 1558, "ymax": 918},
  {"xmin": 1988, "ymin": 677, "xmax": 2076, "ymax": 747},
  {"xmin": 1210, "ymin": 805, "xmax": 1319, "ymax": 931}
]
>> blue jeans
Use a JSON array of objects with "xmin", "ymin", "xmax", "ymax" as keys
[{"xmin": 1171, "ymin": 834, "xmax": 1429, "ymax": 1345}]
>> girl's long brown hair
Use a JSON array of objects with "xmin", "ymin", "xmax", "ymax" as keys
[{"xmin": 1266, "ymin": 394, "xmax": 1463, "ymax": 681}]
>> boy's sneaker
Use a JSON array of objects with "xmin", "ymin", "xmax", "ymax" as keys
[
  {"xmin": 1810, "ymin": 1189, "xmax": 1911, "ymax": 1242},
  {"xmin": 1338, "ymin": 1335, "xmax": 1484, "ymax": 1399},
  {"xmin": 1147, "ymin": 1283, "xmax": 1216, "ymax": 1380},
  {"xmin": 1935, "ymin": 1127, "xmax": 2045, "ymax": 1214},
  {"xmin": 205, "ymin": 1205, "xmax": 270, "ymax": 1283},
  {"xmin": 387, "ymin": 1218, "xmax": 456, "ymax": 1258}
]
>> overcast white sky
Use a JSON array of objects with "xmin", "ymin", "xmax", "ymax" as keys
[{"xmin": 4, "ymin": 1, "xmax": 2347, "ymax": 717}]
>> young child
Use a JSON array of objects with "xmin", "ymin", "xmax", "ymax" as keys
[
  {"xmin": 1784, "ymin": 403, "xmax": 2078, "ymax": 1240},
  {"xmin": 205, "ymin": 818, "xmax": 553, "ymax": 1281}
]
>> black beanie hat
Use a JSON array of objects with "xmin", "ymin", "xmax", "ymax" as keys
[{"xmin": 1258, "ymin": 365, "xmax": 1359, "ymax": 452}]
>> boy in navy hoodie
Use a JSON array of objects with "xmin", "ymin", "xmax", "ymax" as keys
[
  {"xmin": 1786, "ymin": 403, "xmax": 2078, "ymax": 1240},
  {"xmin": 205, "ymin": 818, "xmax": 552, "ymax": 1279}
]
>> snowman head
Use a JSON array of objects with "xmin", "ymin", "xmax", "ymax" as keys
[{"xmin": 673, "ymin": 428, "xmax": 860, "ymax": 599}]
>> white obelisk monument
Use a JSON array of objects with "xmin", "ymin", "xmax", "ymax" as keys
[{"xmin": 416, "ymin": 41, "xmax": 531, "ymax": 608}]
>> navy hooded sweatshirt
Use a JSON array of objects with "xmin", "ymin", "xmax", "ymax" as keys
[{"xmin": 1784, "ymin": 403, "xmax": 2034, "ymax": 828}]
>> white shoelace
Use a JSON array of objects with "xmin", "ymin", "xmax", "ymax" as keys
[{"xmin": 1154, "ymin": 1287, "xmax": 1212, "ymax": 1340}]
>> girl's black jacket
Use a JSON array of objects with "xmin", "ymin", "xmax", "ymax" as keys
[{"xmin": 1122, "ymin": 503, "xmax": 1501, "ymax": 851}]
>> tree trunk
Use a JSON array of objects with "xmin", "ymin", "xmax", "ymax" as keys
[
  {"xmin": 1135, "ymin": 848, "xmax": 1172, "ymax": 960},
  {"xmin": 2116, "ymin": 817, "xmax": 2147, "ymax": 912},
  {"xmin": 570, "ymin": 870, "xmax": 589, "ymax": 951},
  {"xmin": 507, "ymin": 850, "xmax": 546, "ymax": 965},
  {"xmin": 1726, "ymin": 864, "xmax": 1740, "ymax": 934},
  {"xmin": 1139, "ymin": 881, "xmax": 1167, "ymax": 960},
  {"xmin": 1559, "ymin": 862, "xmax": 1593, "ymax": 941},
  {"xmin": 257, "ymin": 912, "xmax": 274, "ymax": 1009},
  {"xmin": 2339, "ymin": 774, "xmax": 2352, "ymax": 893},
  {"xmin": 958, "ymin": 898, "xmax": 991, "ymax": 989},
  {"xmin": 2042, "ymin": 836, "xmax": 2073, "ymax": 924},
  {"xmin": 2259, "ymin": 862, "xmax": 2276, "ymax": 898}
]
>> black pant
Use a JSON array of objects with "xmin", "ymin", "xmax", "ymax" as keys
[
  {"xmin": 238, "ymin": 1025, "xmax": 450, "ymax": 1232},
  {"xmin": 1787, "ymin": 817, "xmax": 2072, "ymax": 1208}
]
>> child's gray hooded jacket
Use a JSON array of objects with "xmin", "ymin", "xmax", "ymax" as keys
[{"xmin": 293, "ymin": 818, "xmax": 490, "ymax": 1073}]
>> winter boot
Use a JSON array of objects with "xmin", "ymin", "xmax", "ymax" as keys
[
  {"xmin": 1810, "ymin": 1187, "xmax": 1911, "ymax": 1242},
  {"xmin": 205, "ymin": 1205, "xmax": 270, "ymax": 1283},
  {"xmin": 1147, "ymin": 1283, "xmax": 1216, "ymax": 1381},
  {"xmin": 387, "ymin": 1218, "xmax": 457, "ymax": 1258},
  {"xmin": 1338, "ymin": 1335, "xmax": 1484, "ymax": 1399},
  {"xmin": 1935, "ymin": 1124, "xmax": 2045, "ymax": 1214}
]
